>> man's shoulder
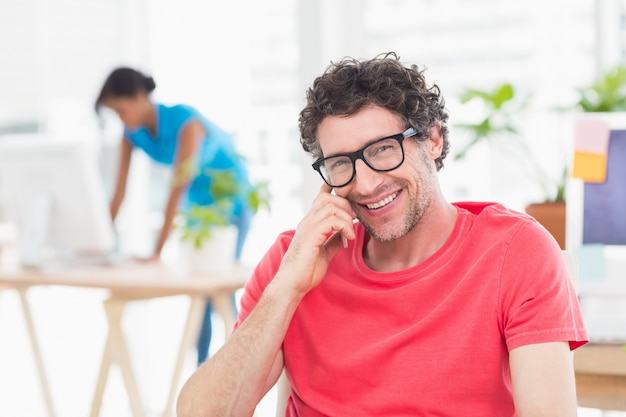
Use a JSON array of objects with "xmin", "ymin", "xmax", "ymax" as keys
[
  {"xmin": 454, "ymin": 201, "xmax": 532, "ymax": 222},
  {"xmin": 454, "ymin": 201, "xmax": 548, "ymax": 238},
  {"xmin": 245, "ymin": 230, "xmax": 296, "ymax": 289},
  {"xmin": 260, "ymin": 230, "xmax": 297, "ymax": 262},
  {"xmin": 276, "ymin": 229, "xmax": 296, "ymax": 246}
]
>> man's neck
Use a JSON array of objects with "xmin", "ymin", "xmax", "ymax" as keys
[{"xmin": 362, "ymin": 200, "xmax": 458, "ymax": 272}]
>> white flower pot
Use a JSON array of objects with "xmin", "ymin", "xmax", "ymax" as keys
[{"xmin": 182, "ymin": 225, "xmax": 238, "ymax": 275}]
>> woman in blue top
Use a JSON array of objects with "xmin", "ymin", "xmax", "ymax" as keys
[{"xmin": 95, "ymin": 67, "xmax": 252, "ymax": 365}]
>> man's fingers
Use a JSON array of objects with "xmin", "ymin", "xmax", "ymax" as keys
[{"xmin": 319, "ymin": 182, "xmax": 333, "ymax": 194}]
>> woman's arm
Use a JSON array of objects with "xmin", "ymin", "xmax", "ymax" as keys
[
  {"xmin": 510, "ymin": 341, "xmax": 578, "ymax": 417},
  {"xmin": 152, "ymin": 119, "xmax": 205, "ymax": 258},
  {"xmin": 109, "ymin": 139, "xmax": 133, "ymax": 221}
]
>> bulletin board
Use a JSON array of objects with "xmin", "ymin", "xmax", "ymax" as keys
[{"xmin": 583, "ymin": 129, "xmax": 626, "ymax": 244}]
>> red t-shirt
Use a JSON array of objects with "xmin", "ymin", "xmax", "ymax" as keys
[{"xmin": 237, "ymin": 202, "xmax": 588, "ymax": 416}]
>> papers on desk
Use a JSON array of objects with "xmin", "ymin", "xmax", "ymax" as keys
[
  {"xmin": 572, "ymin": 118, "xmax": 610, "ymax": 183},
  {"xmin": 573, "ymin": 244, "xmax": 607, "ymax": 282}
]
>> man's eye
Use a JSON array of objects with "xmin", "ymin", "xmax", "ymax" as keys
[
  {"xmin": 370, "ymin": 142, "xmax": 397, "ymax": 156},
  {"xmin": 328, "ymin": 158, "xmax": 350, "ymax": 171}
]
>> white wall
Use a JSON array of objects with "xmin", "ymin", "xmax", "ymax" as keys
[
  {"xmin": 0, "ymin": 0, "xmax": 149, "ymax": 135},
  {"xmin": 0, "ymin": 0, "xmax": 621, "ymax": 253}
]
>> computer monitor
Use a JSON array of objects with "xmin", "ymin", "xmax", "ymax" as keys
[{"xmin": 0, "ymin": 135, "xmax": 115, "ymax": 266}]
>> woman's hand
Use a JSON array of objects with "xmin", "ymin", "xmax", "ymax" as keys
[{"xmin": 276, "ymin": 183, "xmax": 356, "ymax": 296}]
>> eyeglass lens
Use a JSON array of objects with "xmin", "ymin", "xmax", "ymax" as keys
[{"xmin": 318, "ymin": 135, "xmax": 404, "ymax": 187}]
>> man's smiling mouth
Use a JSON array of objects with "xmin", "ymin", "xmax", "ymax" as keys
[{"xmin": 366, "ymin": 192, "xmax": 398, "ymax": 209}]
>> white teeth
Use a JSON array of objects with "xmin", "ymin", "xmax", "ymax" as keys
[{"xmin": 366, "ymin": 192, "xmax": 398, "ymax": 209}]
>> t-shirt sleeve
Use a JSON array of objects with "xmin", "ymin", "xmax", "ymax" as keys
[
  {"xmin": 234, "ymin": 231, "xmax": 295, "ymax": 330},
  {"xmin": 499, "ymin": 219, "xmax": 588, "ymax": 351}
]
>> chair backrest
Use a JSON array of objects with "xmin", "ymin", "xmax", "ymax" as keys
[
  {"xmin": 275, "ymin": 371, "xmax": 289, "ymax": 417},
  {"xmin": 273, "ymin": 251, "xmax": 578, "ymax": 417}
]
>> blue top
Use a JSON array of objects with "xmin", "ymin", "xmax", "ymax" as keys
[{"xmin": 124, "ymin": 103, "xmax": 251, "ymax": 217}]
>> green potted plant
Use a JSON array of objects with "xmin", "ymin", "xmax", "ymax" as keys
[
  {"xmin": 454, "ymin": 82, "xmax": 569, "ymax": 248},
  {"xmin": 176, "ymin": 160, "xmax": 271, "ymax": 273},
  {"xmin": 453, "ymin": 83, "xmax": 528, "ymax": 161},
  {"xmin": 178, "ymin": 169, "xmax": 270, "ymax": 247},
  {"xmin": 574, "ymin": 65, "xmax": 626, "ymax": 112}
]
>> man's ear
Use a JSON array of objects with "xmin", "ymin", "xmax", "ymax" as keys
[{"xmin": 427, "ymin": 122, "xmax": 443, "ymax": 159}]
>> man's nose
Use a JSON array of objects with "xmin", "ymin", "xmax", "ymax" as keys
[{"xmin": 353, "ymin": 158, "xmax": 383, "ymax": 192}]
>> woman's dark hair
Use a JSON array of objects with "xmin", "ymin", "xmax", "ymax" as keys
[
  {"xmin": 94, "ymin": 67, "xmax": 156, "ymax": 112},
  {"xmin": 299, "ymin": 52, "xmax": 450, "ymax": 171}
]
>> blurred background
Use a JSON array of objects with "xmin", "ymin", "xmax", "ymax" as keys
[
  {"xmin": 0, "ymin": 0, "xmax": 614, "ymax": 262},
  {"xmin": 1, "ymin": 0, "xmax": 625, "ymax": 416}
]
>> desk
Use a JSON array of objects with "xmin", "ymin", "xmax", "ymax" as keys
[
  {"xmin": 0, "ymin": 262, "xmax": 249, "ymax": 417},
  {"xmin": 574, "ymin": 343, "xmax": 626, "ymax": 411}
]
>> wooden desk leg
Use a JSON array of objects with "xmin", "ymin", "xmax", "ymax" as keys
[
  {"xmin": 18, "ymin": 288, "xmax": 57, "ymax": 417},
  {"xmin": 162, "ymin": 296, "xmax": 205, "ymax": 417},
  {"xmin": 89, "ymin": 318, "xmax": 115, "ymax": 417},
  {"xmin": 211, "ymin": 292, "xmax": 237, "ymax": 340},
  {"xmin": 89, "ymin": 297, "xmax": 146, "ymax": 417}
]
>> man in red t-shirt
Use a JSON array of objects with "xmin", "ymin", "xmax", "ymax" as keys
[{"xmin": 177, "ymin": 53, "xmax": 588, "ymax": 417}]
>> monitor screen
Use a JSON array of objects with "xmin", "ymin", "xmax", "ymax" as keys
[{"xmin": 0, "ymin": 135, "xmax": 115, "ymax": 265}]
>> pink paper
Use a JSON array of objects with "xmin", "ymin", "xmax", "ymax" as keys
[{"xmin": 574, "ymin": 119, "xmax": 610, "ymax": 154}]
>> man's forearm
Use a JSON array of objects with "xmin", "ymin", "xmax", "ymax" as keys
[{"xmin": 176, "ymin": 276, "xmax": 302, "ymax": 417}]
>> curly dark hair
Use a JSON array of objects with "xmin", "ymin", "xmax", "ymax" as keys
[{"xmin": 298, "ymin": 52, "xmax": 450, "ymax": 171}]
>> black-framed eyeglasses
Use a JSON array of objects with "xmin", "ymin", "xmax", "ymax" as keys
[{"xmin": 312, "ymin": 127, "xmax": 417, "ymax": 188}]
